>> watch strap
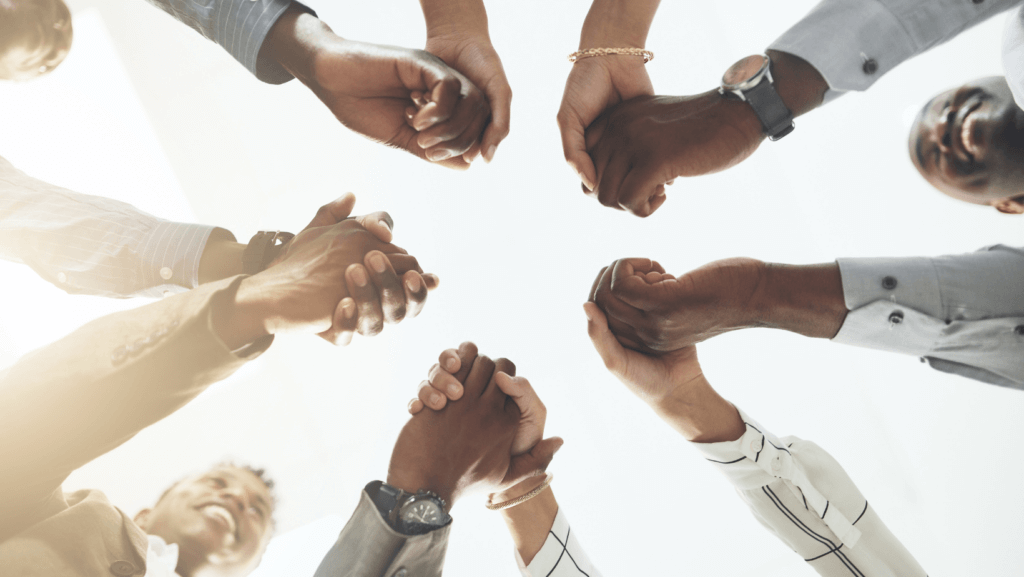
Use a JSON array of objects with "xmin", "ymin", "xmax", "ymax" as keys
[
  {"xmin": 242, "ymin": 231, "xmax": 295, "ymax": 275},
  {"xmin": 744, "ymin": 77, "xmax": 795, "ymax": 141}
]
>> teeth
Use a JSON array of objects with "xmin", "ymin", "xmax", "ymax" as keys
[
  {"xmin": 203, "ymin": 505, "xmax": 237, "ymax": 534},
  {"xmin": 961, "ymin": 109, "xmax": 979, "ymax": 158}
]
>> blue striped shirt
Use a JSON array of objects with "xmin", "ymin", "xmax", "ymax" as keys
[
  {"xmin": 144, "ymin": 0, "xmax": 312, "ymax": 84},
  {"xmin": 0, "ymin": 156, "xmax": 225, "ymax": 298}
]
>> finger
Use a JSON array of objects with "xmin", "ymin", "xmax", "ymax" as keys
[
  {"xmin": 495, "ymin": 373, "xmax": 543, "ymax": 421},
  {"xmin": 418, "ymin": 379, "xmax": 448, "ymax": 411},
  {"xmin": 429, "ymin": 362, "xmax": 464, "ymax": 401},
  {"xmin": 594, "ymin": 151, "xmax": 630, "ymax": 210},
  {"xmin": 485, "ymin": 357, "xmax": 517, "ymax": 403},
  {"xmin": 364, "ymin": 250, "xmax": 407, "ymax": 324},
  {"xmin": 409, "ymin": 69, "xmax": 461, "ymax": 130},
  {"xmin": 464, "ymin": 354, "xmax": 496, "ymax": 399},
  {"xmin": 317, "ymin": 297, "xmax": 357, "ymax": 346},
  {"xmin": 611, "ymin": 259, "xmax": 671, "ymax": 310},
  {"xmin": 352, "ymin": 211, "xmax": 394, "ymax": 243},
  {"xmin": 388, "ymin": 254, "xmax": 424, "ymax": 275},
  {"xmin": 620, "ymin": 165, "xmax": 668, "ymax": 217},
  {"xmin": 305, "ymin": 194, "xmax": 357, "ymax": 229},
  {"xmin": 481, "ymin": 81, "xmax": 512, "ymax": 162},
  {"xmin": 507, "ymin": 437, "xmax": 564, "ymax": 485},
  {"xmin": 419, "ymin": 96, "xmax": 489, "ymax": 160},
  {"xmin": 453, "ymin": 342, "xmax": 479, "ymax": 383},
  {"xmin": 423, "ymin": 273, "xmax": 440, "ymax": 290},
  {"xmin": 556, "ymin": 108, "xmax": 597, "ymax": 190},
  {"xmin": 403, "ymin": 271, "xmax": 429, "ymax": 318},
  {"xmin": 588, "ymin": 265, "xmax": 609, "ymax": 303},
  {"xmin": 408, "ymin": 398, "xmax": 424, "ymax": 414},
  {"xmin": 462, "ymin": 141, "xmax": 482, "ymax": 165},
  {"xmin": 592, "ymin": 261, "xmax": 646, "ymax": 324},
  {"xmin": 410, "ymin": 90, "xmax": 428, "ymax": 109},
  {"xmin": 439, "ymin": 348, "xmax": 462, "ymax": 374},
  {"xmin": 346, "ymin": 263, "xmax": 384, "ymax": 336},
  {"xmin": 584, "ymin": 302, "xmax": 629, "ymax": 376}
]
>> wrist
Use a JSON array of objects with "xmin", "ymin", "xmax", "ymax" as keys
[
  {"xmin": 751, "ymin": 263, "xmax": 847, "ymax": 339},
  {"xmin": 765, "ymin": 49, "xmax": 827, "ymax": 117},
  {"xmin": 490, "ymin": 473, "xmax": 546, "ymax": 504},
  {"xmin": 580, "ymin": 0, "xmax": 654, "ymax": 49},
  {"xmin": 198, "ymin": 235, "xmax": 246, "ymax": 285},
  {"xmin": 386, "ymin": 471, "xmax": 454, "ymax": 512},
  {"xmin": 262, "ymin": 4, "xmax": 334, "ymax": 87},
  {"xmin": 422, "ymin": 0, "xmax": 489, "ymax": 40},
  {"xmin": 211, "ymin": 276, "xmax": 274, "ymax": 351}
]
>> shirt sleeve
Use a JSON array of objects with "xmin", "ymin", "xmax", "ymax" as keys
[
  {"xmin": 768, "ymin": 0, "xmax": 1021, "ymax": 102},
  {"xmin": 0, "ymin": 156, "xmax": 225, "ymax": 298},
  {"xmin": 515, "ymin": 508, "xmax": 603, "ymax": 577},
  {"xmin": 142, "ymin": 0, "xmax": 315, "ymax": 84},
  {"xmin": 833, "ymin": 245, "xmax": 1024, "ymax": 389},
  {"xmin": 693, "ymin": 408, "xmax": 926, "ymax": 576}
]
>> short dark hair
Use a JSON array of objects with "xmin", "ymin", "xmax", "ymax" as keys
[{"xmin": 0, "ymin": 0, "xmax": 73, "ymax": 79}]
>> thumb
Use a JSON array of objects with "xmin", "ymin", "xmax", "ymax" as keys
[
  {"xmin": 507, "ymin": 437, "xmax": 564, "ymax": 483},
  {"xmin": 584, "ymin": 302, "xmax": 627, "ymax": 376},
  {"xmin": 304, "ymin": 193, "xmax": 356, "ymax": 230}
]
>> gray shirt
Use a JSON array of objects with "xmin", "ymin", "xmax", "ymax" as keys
[{"xmin": 834, "ymin": 247, "xmax": 1024, "ymax": 389}]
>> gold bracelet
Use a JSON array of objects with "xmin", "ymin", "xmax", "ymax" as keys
[
  {"xmin": 486, "ymin": 474, "xmax": 554, "ymax": 511},
  {"xmin": 568, "ymin": 48, "xmax": 654, "ymax": 64}
]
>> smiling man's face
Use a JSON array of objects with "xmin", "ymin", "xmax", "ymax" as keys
[
  {"xmin": 909, "ymin": 76, "xmax": 1024, "ymax": 214},
  {"xmin": 135, "ymin": 466, "xmax": 274, "ymax": 577}
]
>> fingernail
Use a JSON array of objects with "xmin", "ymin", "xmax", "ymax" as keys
[
  {"xmin": 445, "ymin": 357, "xmax": 458, "ymax": 371},
  {"xmin": 342, "ymin": 299, "xmax": 355, "ymax": 319},
  {"xmin": 447, "ymin": 384, "xmax": 460, "ymax": 397},
  {"xmin": 405, "ymin": 274, "xmax": 421, "ymax": 293},
  {"xmin": 430, "ymin": 393, "xmax": 442, "ymax": 406},
  {"xmin": 378, "ymin": 219, "xmax": 392, "ymax": 234},
  {"xmin": 583, "ymin": 303, "xmax": 592, "ymax": 321},
  {"xmin": 427, "ymin": 149, "xmax": 452, "ymax": 161},
  {"xmin": 350, "ymin": 266, "xmax": 368, "ymax": 287},
  {"xmin": 420, "ymin": 135, "xmax": 443, "ymax": 148},
  {"xmin": 369, "ymin": 254, "xmax": 387, "ymax": 273},
  {"xmin": 483, "ymin": 145, "xmax": 496, "ymax": 163},
  {"xmin": 407, "ymin": 399, "xmax": 418, "ymax": 412}
]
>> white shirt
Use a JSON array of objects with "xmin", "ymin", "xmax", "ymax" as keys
[
  {"xmin": 520, "ymin": 407, "xmax": 925, "ymax": 576},
  {"xmin": 144, "ymin": 535, "xmax": 181, "ymax": 577}
]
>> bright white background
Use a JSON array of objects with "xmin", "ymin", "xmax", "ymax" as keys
[{"xmin": 1, "ymin": 1, "xmax": 1023, "ymax": 575}]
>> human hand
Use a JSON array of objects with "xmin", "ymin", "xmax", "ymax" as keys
[
  {"xmin": 423, "ymin": 32, "xmax": 510, "ymax": 163},
  {"xmin": 389, "ymin": 352, "xmax": 559, "ymax": 507},
  {"xmin": 589, "ymin": 257, "xmax": 767, "ymax": 353},
  {"xmin": 222, "ymin": 196, "xmax": 436, "ymax": 348},
  {"xmin": 410, "ymin": 346, "xmax": 563, "ymax": 459},
  {"xmin": 585, "ymin": 300, "xmax": 745, "ymax": 443},
  {"xmin": 264, "ymin": 9, "xmax": 489, "ymax": 170},
  {"xmin": 557, "ymin": 55, "xmax": 653, "ymax": 191},
  {"xmin": 584, "ymin": 91, "xmax": 764, "ymax": 216},
  {"xmin": 288, "ymin": 194, "xmax": 440, "ymax": 345}
]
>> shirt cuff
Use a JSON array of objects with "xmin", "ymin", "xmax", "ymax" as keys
[
  {"xmin": 137, "ymin": 222, "xmax": 225, "ymax": 298},
  {"xmin": 243, "ymin": 1, "xmax": 315, "ymax": 85},
  {"xmin": 768, "ymin": 0, "xmax": 916, "ymax": 98},
  {"xmin": 691, "ymin": 409, "xmax": 780, "ymax": 491}
]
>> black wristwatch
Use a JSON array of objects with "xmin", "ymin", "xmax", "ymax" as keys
[
  {"xmin": 242, "ymin": 231, "xmax": 295, "ymax": 275},
  {"xmin": 368, "ymin": 481, "xmax": 451, "ymax": 536},
  {"xmin": 719, "ymin": 54, "xmax": 795, "ymax": 141}
]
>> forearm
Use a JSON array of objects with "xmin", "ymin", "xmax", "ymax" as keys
[
  {"xmin": 750, "ymin": 262, "xmax": 848, "ymax": 339},
  {"xmin": 420, "ymin": 0, "xmax": 490, "ymax": 38},
  {"xmin": 653, "ymin": 374, "xmax": 745, "ymax": 444},
  {"xmin": 495, "ymin": 478, "xmax": 559, "ymax": 565},
  {"xmin": 259, "ymin": 4, "xmax": 333, "ymax": 87},
  {"xmin": 765, "ymin": 49, "xmax": 828, "ymax": 117},
  {"xmin": 579, "ymin": 0, "xmax": 660, "ymax": 48}
]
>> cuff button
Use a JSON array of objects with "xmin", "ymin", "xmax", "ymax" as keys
[
  {"xmin": 1014, "ymin": 325, "xmax": 1024, "ymax": 336},
  {"xmin": 888, "ymin": 311, "xmax": 904, "ymax": 325},
  {"xmin": 881, "ymin": 276, "xmax": 897, "ymax": 290},
  {"xmin": 862, "ymin": 57, "xmax": 878, "ymax": 75}
]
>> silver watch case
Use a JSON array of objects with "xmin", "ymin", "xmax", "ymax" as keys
[
  {"xmin": 396, "ymin": 492, "xmax": 448, "ymax": 527},
  {"xmin": 719, "ymin": 54, "xmax": 772, "ymax": 102}
]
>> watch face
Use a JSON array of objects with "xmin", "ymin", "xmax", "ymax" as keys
[
  {"xmin": 722, "ymin": 54, "xmax": 770, "ymax": 90},
  {"xmin": 400, "ymin": 499, "xmax": 444, "ymax": 526}
]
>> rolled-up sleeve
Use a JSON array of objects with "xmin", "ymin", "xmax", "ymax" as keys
[
  {"xmin": 0, "ymin": 156, "xmax": 224, "ymax": 298},
  {"xmin": 142, "ymin": 0, "xmax": 314, "ymax": 84},
  {"xmin": 693, "ymin": 408, "xmax": 926, "ymax": 576},
  {"xmin": 769, "ymin": 0, "xmax": 1020, "ymax": 102},
  {"xmin": 833, "ymin": 245, "xmax": 1024, "ymax": 389}
]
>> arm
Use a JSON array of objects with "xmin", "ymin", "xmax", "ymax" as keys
[
  {"xmin": 557, "ymin": 0, "xmax": 660, "ymax": 190},
  {"xmin": 0, "ymin": 156, "xmax": 226, "ymax": 297},
  {"xmin": 579, "ymin": 0, "xmax": 1020, "ymax": 216},
  {"xmin": 584, "ymin": 302, "xmax": 927, "ymax": 576},
  {"xmin": 419, "ymin": 0, "xmax": 511, "ymax": 163},
  {"xmin": 593, "ymin": 247, "xmax": 1024, "ymax": 387},
  {"xmin": 0, "ymin": 210, "xmax": 433, "ymax": 538}
]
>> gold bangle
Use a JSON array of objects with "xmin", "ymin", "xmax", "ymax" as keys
[
  {"xmin": 568, "ymin": 48, "xmax": 654, "ymax": 64},
  {"xmin": 486, "ymin": 474, "xmax": 554, "ymax": 511}
]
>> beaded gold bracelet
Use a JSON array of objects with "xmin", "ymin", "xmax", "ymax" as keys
[
  {"xmin": 486, "ymin": 474, "xmax": 554, "ymax": 511},
  {"xmin": 568, "ymin": 48, "xmax": 654, "ymax": 64}
]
